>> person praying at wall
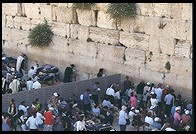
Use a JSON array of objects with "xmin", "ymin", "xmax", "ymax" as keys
[{"xmin": 63, "ymin": 64, "xmax": 75, "ymax": 83}]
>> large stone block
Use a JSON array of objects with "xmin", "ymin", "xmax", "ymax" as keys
[
  {"xmin": 170, "ymin": 57, "xmax": 192, "ymax": 76},
  {"xmin": 67, "ymin": 39, "xmax": 97, "ymax": 59},
  {"xmin": 137, "ymin": 3, "xmax": 154, "ymax": 16},
  {"xmin": 67, "ymin": 3, "xmax": 73, "ymax": 8},
  {"xmin": 2, "ymin": 3, "xmax": 18, "ymax": 16},
  {"xmin": 153, "ymin": 3, "xmax": 170, "ymax": 18},
  {"xmin": 174, "ymin": 40, "xmax": 192, "ymax": 58},
  {"xmin": 97, "ymin": 11, "xmax": 117, "ymax": 29},
  {"xmin": 78, "ymin": 25, "xmax": 90, "ymax": 42},
  {"xmin": 76, "ymin": 9, "xmax": 96, "ymax": 26},
  {"xmin": 89, "ymin": 27, "xmax": 119, "ymax": 45},
  {"xmin": 146, "ymin": 53, "xmax": 169, "ymax": 72},
  {"xmin": 119, "ymin": 32, "xmax": 149, "ymax": 51},
  {"xmin": 13, "ymin": 16, "xmax": 31, "ymax": 31},
  {"xmin": 2, "ymin": 14, "xmax": 6, "ymax": 27},
  {"xmin": 24, "ymin": 3, "xmax": 41, "ymax": 19},
  {"xmin": 124, "ymin": 48, "xmax": 146, "ymax": 67},
  {"xmin": 39, "ymin": 4, "xmax": 52, "ymax": 21},
  {"xmin": 30, "ymin": 19, "xmax": 43, "ymax": 28},
  {"xmin": 133, "ymin": 15, "xmax": 145, "ymax": 33},
  {"xmin": 143, "ymin": 16, "xmax": 162, "ymax": 36},
  {"xmin": 175, "ymin": 20, "xmax": 192, "ymax": 40},
  {"xmin": 50, "ymin": 22, "xmax": 68, "ymax": 37},
  {"xmin": 170, "ymin": 3, "xmax": 183, "ymax": 19},
  {"xmin": 70, "ymin": 24, "xmax": 79, "ymax": 39},
  {"xmin": 149, "ymin": 35, "xmax": 160, "ymax": 53},
  {"xmin": 55, "ymin": 6, "xmax": 76, "ymax": 23},
  {"xmin": 6, "ymin": 16, "xmax": 14, "ymax": 28},
  {"xmin": 182, "ymin": 3, "xmax": 192, "ymax": 21},
  {"xmin": 97, "ymin": 43, "xmax": 125, "ymax": 64},
  {"xmin": 117, "ymin": 19, "xmax": 134, "ymax": 33},
  {"xmin": 159, "ymin": 36, "xmax": 175, "ymax": 56},
  {"xmin": 49, "ymin": 36, "xmax": 68, "ymax": 53},
  {"xmin": 2, "ymin": 27, "xmax": 12, "ymax": 41},
  {"xmin": 91, "ymin": 3, "xmax": 110, "ymax": 11},
  {"xmin": 10, "ymin": 28, "xmax": 29, "ymax": 44},
  {"xmin": 58, "ymin": 3, "xmax": 68, "ymax": 7},
  {"xmin": 161, "ymin": 18, "xmax": 177, "ymax": 39}
]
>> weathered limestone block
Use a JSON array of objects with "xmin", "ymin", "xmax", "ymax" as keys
[
  {"xmin": 182, "ymin": 3, "xmax": 192, "ymax": 21},
  {"xmin": 58, "ymin": 3, "xmax": 68, "ymax": 7},
  {"xmin": 30, "ymin": 19, "xmax": 43, "ymax": 28},
  {"xmin": 170, "ymin": 57, "xmax": 192, "ymax": 76},
  {"xmin": 133, "ymin": 16, "xmax": 145, "ymax": 33},
  {"xmin": 124, "ymin": 48, "xmax": 146, "ymax": 67},
  {"xmin": 97, "ymin": 43, "xmax": 125, "ymax": 64},
  {"xmin": 97, "ymin": 11, "xmax": 117, "ymax": 29},
  {"xmin": 78, "ymin": 25, "xmax": 90, "ymax": 42},
  {"xmin": 49, "ymin": 36, "xmax": 68, "ymax": 53},
  {"xmin": 50, "ymin": 3, "xmax": 59, "ymax": 6},
  {"xmin": 50, "ymin": 22, "xmax": 68, "ymax": 37},
  {"xmin": 91, "ymin": 3, "xmax": 110, "ymax": 11},
  {"xmin": 118, "ymin": 19, "xmax": 134, "ymax": 33},
  {"xmin": 2, "ymin": 3, "xmax": 18, "ymax": 16},
  {"xmin": 175, "ymin": 20, "xmax": 192, "ymax": 40},
  {"xmin": 153, "ymin": 3, "xmax": 170, "ymax": 18},
  {"xmin": 67, "ymin": 39, "xmax": 97, "ymax": 59},
  {"xmin": 2, "ymin": 27, "xmax": 12, "ymax": 41},
  {"xmin": 119, "ymin": 32, "xmax": 149, "ymax": 51},
  {"xmin": 76, "ymin": 9, "xmax": 96, "ymax": 26},
  {"xmin": 13, "ymin": 16, "xmax": 31, "ymax": 31},
  {"xmin": 146, "ymin": 53, "xmax": 168, "ymax": 72},
  {"xmin": 39, "ymin": 4, "xmax": 52, "ymax": 21},
  {"xmin": 55, "ymin": 6, "xmax": 76, "ymax": 23},
  {"xmin": 170, "ymin": 3, "xmax": 183, "ymax": 19},
  {"xmin": 137, "ymin": 3, "xmax": 154, "ymax": 16},
  {"xmin": 24, "ymin": 3, "xmax": 41, "ymax": 19},
  {"xmin": 143, "ymin": 16, "xmax": 162, "ymax": 36},
  {"xmin": 6, "ymin": 16, "xmax": 14, "ymax": 28},
  {"xmin": 89, "ymin": 27, "xmax": 119, "ymax": 45},
  {"xmin": 2, "ymin": 14, "xmax": 6, "ymax": 27},
  {"xmin": 161, "ymin": 19, "xmax": 177, "ymax": 39},
  {"xmin": 149, "ymin": 35, "xmax": 160, "ymax": 53},
  {"xmin": 159, "ymin": 36, "xmax": 175, "ymax": 56},
  {"xmin": 11, "ymin": 29, "xmax": 29, "ymax": 44},
  {"xmin": 174, "ymin": 40, "xmax": 191, "ymax": 58},
  {"xmin": 67, "ymin": 3, "xmax": 73, "ymax": 8},
  {"xmin": 70, "ymin": 24, "xmax": 79, "ymax": 39}
]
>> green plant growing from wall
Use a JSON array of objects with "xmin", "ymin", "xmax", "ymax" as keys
[
  {"xmin": 106, "ymin": 3, "xmax": 137, "ymax": 22},
  {"xmin": 72, "ymin": 3, "xmax": 96, "ymax": 10},
  {"xmin": 28, "ymin": 20, "xmax": 54, "ymax": 48}
]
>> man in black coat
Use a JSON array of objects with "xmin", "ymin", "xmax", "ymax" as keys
[{"xmin": 63, "ymin": 64, "xmax": 75, "ymax": 83}]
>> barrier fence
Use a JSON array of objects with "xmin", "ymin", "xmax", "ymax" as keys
[{"xmin": 2, "ymin": 74, "xmax": 121, "ymax": 112}]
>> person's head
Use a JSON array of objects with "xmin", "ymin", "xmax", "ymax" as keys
[
  {"xmin": 49, "ymin": 107, "xmax": 54, "ymax": 112},
  {"xmin": 175, "ymin": 106, "xmax": 181, "ymax": 113},
  {"xmin": 154, "ymin": 117, "xmax": 161, "ymax": 122},
  {"xmin": 31, "ymin": 66, "xmax": 34, "ymax": 70},
  {"xmin": 53, "ymin": 92, "xmax": 59, "ymax": 97},
  {"xmin": 131, "ymin": 92, "xmax": 134, "ymax": 97},
  {"xmin": 21, "ymin": 101, "xmax": 26, "ymax": 105},
  {"xmin": 121, "ymin": 105, "xmax": 127, "ymax": 111},
  {"xmin": 70, "ymin": 64, "xmax": 75, "ymax": 68},
  {"xmin": 185, "ymin": 110, "xmax": 190, "ymax": 115},
  {"xmin": 79, "ymin": 114, "xmax": 85, "ymax": 121},
  {"xmin": 126, "ymin": 76, "xmax": 129, "ymax": 80},
  {"xmin": 86, "ymin": 88, "xmax": 91, "ymax": 93}
]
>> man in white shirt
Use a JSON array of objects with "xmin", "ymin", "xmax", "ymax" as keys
[
  {"xmin": 144, "ymin": 112, "xmax": 154, "ymax": 125},
  {"xmin": 32, "ymin": 79, "xmax": 41, "ymax": 89},
  {"xmin": 28, "ymin": 66, "xmax": 36, "ymax": 79},
  {"xmin": 106, "ymin": 84, "xmax": 115, "ymax": 97},
  {"xmin": 18, "ymin": 101, "xmax": 29, "ymax": 116}
]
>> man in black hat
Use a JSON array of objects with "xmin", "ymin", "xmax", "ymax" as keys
[{"xmin": 63, "ymin": 64, "xmax": 75, "ymax": 83}]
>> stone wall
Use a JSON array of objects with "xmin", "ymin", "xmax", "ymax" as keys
[{"xmin": 2, "ymin": 3, "xmax": 192, "ymax": 98}]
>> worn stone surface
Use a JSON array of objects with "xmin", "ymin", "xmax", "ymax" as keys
[
  {"xmin": 133, "ymin": 16, "xmax": 145, "ymax": 33},
  {"xmin": 2, "ymin": 27, "xmax": 12, "ymax": 41},
  {"xmin": 118, "ymin": 19, "xmax": 134, "ymax": 33},
  {"xmin": 70, "ymin": 24, "xmax": 79, "ymax": 39},
  {"xmin": 159, "ymin": 36, "xmax": 175, "ymax": 56},
  {"xmin": 182, "ymin": 3, "xmax": 192, "ymax": 21},
  {"xmin": 76, "ymin": 9, "xmax": 96, "ymax": 26},
  {"xmin": 89, "ymin": 27, "xmax": 119, "ymax": 45},
  {"xmin": 50, "ymin": 22, "xmax": 68, "ymax": 37},
  {"xmin": 2, "ymin": 14, "xmax": 6, "ymax": 28},
  {"xmin": 13, "ymin": 16, "xmax": 31, "ymax": 31},
  {"xmin": 78, "ymin": 25, "xmax": 90, "ymax": 42},
  {"xmin": 39, "ymin": 4, "xmax": 52, "ymax": 21},
  {"xmin": 5, "ymin": 15, "xmax": 14, "ymax": 28},
  {"xmin": 97, "ymin": 11, "xmax": 117, "ymax": 29},
  {"xmin": 24, "ymin": 3, "xmax": 41, "ymax": 19},
  {"xmin": 137, "ymin": 3, "xmax": 154, "ymax": 16},
  {"xmin": 119, "ymin": 32, "xmax": 149, "ymax": 51},
  {"xmin": 97, "ymin": 43, "xmax": 125, "ymax": 64},
  {"xmin": 174, "ymin": 40, "xmax": 191, "ymax": 58},
  {"xmin": 170, "ymin": 3, "xmax": 183, "ymax": 19},
  {"xmin": 2, "ymin": 3, "xmax": 18, "ymax": 16},
  {"xmin": 148, "ymin": 35, "xmax": 160, "ymax": 53},
  {"xmin": 153, "ymin": 3, "xmax": 170, "ymax": 18},
  {"xmin": 49, "ymin": 35, "xmax": 68, "ymax": 53},
  {"xmin": 10, "ymin": 28, "xmax": 29, "ymax": 44}
]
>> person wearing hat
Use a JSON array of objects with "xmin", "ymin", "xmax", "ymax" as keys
[
  {"xmin": 173, "ymin": 106, "xmax": 181, "ymax": 130},
  {"xmin": 118, "ymin": 105, "xmax": 128, "ymax": 131},
  {"xmin": 63, "ymin": 64, "xmax": 75, "ymax": 83},
  {"xmin": 43, "ymin": 107, "xmax": 55, "ymax": 131},
  {"xmin": 132, "ymin": 109, "xmax": 143, "ymax": 129},
  {"xmin": 151, "ymin": 117, "xmax": 162, "ymax": 130},
  {"xmin": 180, "ymin": 110, "xmax": 191, "ymax": 129}
]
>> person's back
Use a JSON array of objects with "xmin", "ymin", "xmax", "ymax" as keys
[
  {"xmin": 63, "ymin": 64, "xmax": 74, "ymax": 83},
  {"xmin": 26, "ymin": 78, "xmax": 33, "ymax": 91},
  {"xmin": 2, "ymin": 115, "xmax": 11, "ymax": 131}
]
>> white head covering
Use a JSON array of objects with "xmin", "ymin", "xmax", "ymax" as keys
[
  {"xmin": 49, "ymin": 107, "xmax": 54, "ymax": 111},
  {"xmin": 175, "ymin": 106, "xmax": 181, "ymax": 111},
  {"xmin": 121, "ymin": 105, "xmax": 127, "ymax": 111},
  {"xmin": 53, "ymin": 93, "xmax": 58, "ymax": 97},
  {"xmin": 185, "ymin": 110, "xmax": 190, "ymax": 115},
  {"xmin": 135, "ymin": 110, "xmax": 139, "ymax": 114},
  {"xmin": 147, "ymin": 82, "xmax": 151, "ymax": 85},
  {"xmin": 131, "ymin": 107, "xmax": 135, "ymax": 110},
  {"xmin": 150, "ymin": 92, "xmax": 155, "ymax": 95},
  {"xmin": 154, "ymin": 117, "xmax": 160, "ymax": 122}
]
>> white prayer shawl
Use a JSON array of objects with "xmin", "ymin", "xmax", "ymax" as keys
[
  {"xmin": 16, "ymin": 55, "xmax": 25, "ymax": 72},
  {"xmin": 9, "ymin": 79, "xmax": 20, "ymax": 93}
]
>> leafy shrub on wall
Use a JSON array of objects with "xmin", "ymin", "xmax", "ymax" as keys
[
  {"xmin": 72, "ymin": 3, "xmax": 96, "ymax": 10},
  {"xmin": 106, "ymin": 3, "xmax": 137, "ymax": 22},
  {"xmin": 28, "ymin": 20, "xmax": 54, "ymax": 48}
]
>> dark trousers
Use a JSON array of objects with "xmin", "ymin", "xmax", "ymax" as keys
[
  {"xmin": 92, "ymin": 94, "xmax": 99, "ymax": 105},
  {"xmin": 84, "ymin": 103, "xmax": 91, "ymax": 116},
  {"xmin": 165, "ymin": 104, "xmax": 172, "ymax": 117},
  {"xmin": 120, "ymin": 125, "xmax": 126, "ymax": 131}
]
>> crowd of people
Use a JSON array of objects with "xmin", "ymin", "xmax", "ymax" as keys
[
  {"xmin": 2, "ymin": 75, "xmax": 193, "ymax": 131},
  {"xmin": 2, "ymin": 52, "xmax": 193, "ymax": 131}
]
